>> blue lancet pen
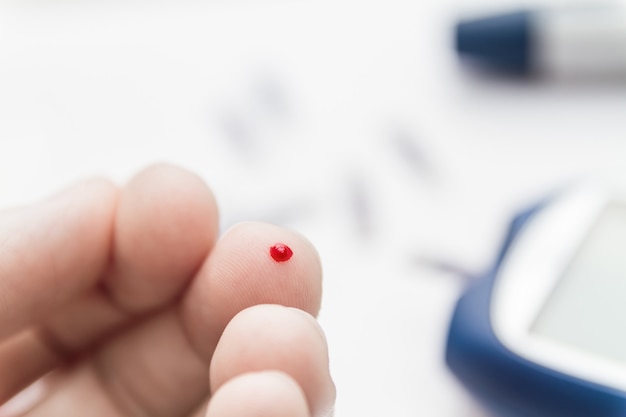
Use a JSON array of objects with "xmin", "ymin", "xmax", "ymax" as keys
[{"xmin": 455, "ymin": 6, "xmax": 626, "ymax": 80}]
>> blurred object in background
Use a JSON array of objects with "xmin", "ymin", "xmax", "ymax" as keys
[
  {"xmin": 455, "ymin": 4, "xmax": 626, "ymax": 81},
  {"xmin": 389, "ymin": 127, "xmax": 435, "ymax": 182},
  {"xmin": 447, "ymin": 182, "xmax": 626, "ymax": 417}
]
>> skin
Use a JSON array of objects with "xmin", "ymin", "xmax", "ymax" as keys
[{"xmin": 0, "ymin": 163, "xmax": 336, "ymax": 417}]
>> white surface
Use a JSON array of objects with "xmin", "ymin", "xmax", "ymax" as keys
[{"xmin": 1, "ymin": 0, "xmax": 626, "ymax": 416}]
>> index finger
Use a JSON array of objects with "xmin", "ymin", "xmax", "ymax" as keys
[{"xmin": 0, "ymin": 179, "xmax": 117, "ymax": 339}]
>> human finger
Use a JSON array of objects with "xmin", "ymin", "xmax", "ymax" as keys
[
  {"xmin": 181, "ymin": 221, "xmax": 323, "ymax": 360},
  {"xmin": 1, "ymin": 163, "xmax": 219, "ymax": 406},
  {"xmin": 210, "ymin": 305, "xmax": 335, "ymax": 417},
  {"xmin": 36, "ymin": 163, "xmax": 220, "ymax": 358},
  {"xmin": 103, "ymin": 163, "xmax": 219, "ymax": 313},
  {"xmin": 0, "ymin": 178, "xmax": 116, "ymax": 340},
  {"xmin": 205, "ymin": 371, "xmax": 310, "ymax": 417}
]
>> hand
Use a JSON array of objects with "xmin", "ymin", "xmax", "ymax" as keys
[{"xmin": 0, "ymin": 164, "xmax": 335, "ymax": 417}]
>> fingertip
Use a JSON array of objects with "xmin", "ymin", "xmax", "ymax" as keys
[
  {"xmin": 181, "ymin": 222, "xmax": 323, "ymax": 360},
  {"xmin": 217, "ymin": 221, "xmax": 323, "ymax": 314},
  {"xmin": 210, "ymin": 305, "xmax": 335, "ymax": 417},
  {"xmin": 52, "ymin": 176, "xmax": 119, "ymax": 267},
  {"xmin": 0, "ymin": 177, "xmax": 118, "ymax": 338},
  {"xmin": 45, "ymin": 177, "xmax": 118, "ymax": 248},
  {"xmin": 205, "ymin": 371, "xmax": 310, "ymax": 417},
  {"xmin": 106, "ymin": 163, "xmax": 220, "ymax": 312}
]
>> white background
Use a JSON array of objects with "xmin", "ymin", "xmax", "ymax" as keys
[{"xmin": 1, "ymin": 0, "xmax": 626, "ymax": 415}]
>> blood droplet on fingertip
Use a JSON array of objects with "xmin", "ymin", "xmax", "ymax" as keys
[{"xmin": 270, "ymin": 243, "xmax": 293, "ymax": 262}]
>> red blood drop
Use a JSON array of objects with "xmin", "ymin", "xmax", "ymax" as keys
[{"xmin": 270, "ymin": 243, "xmax": 293, "ymax": 262}]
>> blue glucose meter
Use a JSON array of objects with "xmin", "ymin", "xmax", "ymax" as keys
[{"xmin": 446, "ymin": 184, "xmax": 626, "ymax": 417}]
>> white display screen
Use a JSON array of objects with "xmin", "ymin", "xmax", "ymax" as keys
[{"xmin": 531, "ymin": 202, "xmax": 626, "ymax": 364}]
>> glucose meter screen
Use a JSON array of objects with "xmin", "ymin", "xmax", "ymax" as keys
[{"xmin": 531, "ymin": 202, "xmax": 626, "ymax": 364}]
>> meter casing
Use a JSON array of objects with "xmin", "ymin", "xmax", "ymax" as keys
[{"xmin": 446, "ymin": 201, "xmax": 626, "ymax": 417}]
